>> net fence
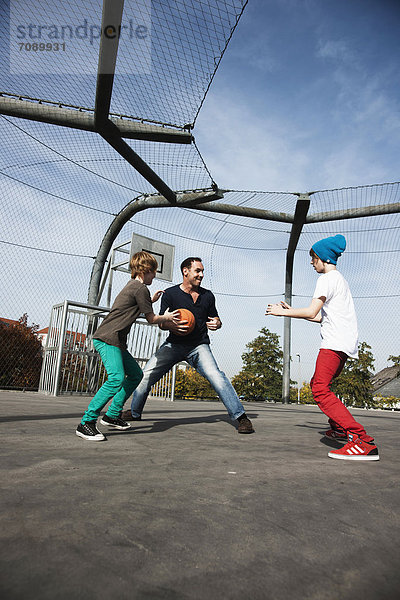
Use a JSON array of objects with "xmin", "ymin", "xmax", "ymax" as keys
[
  {"xmin": 0, "ymin": 0, "xmax": 399, "ymax": 393},
  {"xmin": 2, "ymin": 172, "xmax": 399, "ymax": 389},
  {"xmin": 2, "ymin": 0, "xmax": 247, "ymax": 127}
]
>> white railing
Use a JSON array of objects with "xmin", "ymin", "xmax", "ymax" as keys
[{"xmin": 38, "ymin": 300, "xmax": 173, "ymax": 398}]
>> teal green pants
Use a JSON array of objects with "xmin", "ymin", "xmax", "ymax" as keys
[{"xmin": 81, "ymin": 339, "xmax": 143, "ymax": 424}]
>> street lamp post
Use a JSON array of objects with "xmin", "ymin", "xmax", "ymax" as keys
[{"xmin": 296, "ymin": 354, "xmax": 301, "ymax": 404}]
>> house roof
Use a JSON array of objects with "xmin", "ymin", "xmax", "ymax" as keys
[
  {"xmin": 0, "ymin": 317, "xmax": 19, "ymax": 327},
  {"xmin": 371, "ymin": 365, "xmax": 400, "ymax": 397}
]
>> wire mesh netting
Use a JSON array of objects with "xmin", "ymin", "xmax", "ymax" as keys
[
  {"xmin": 2, "ymin": 0, "xmax": 247, "ymax": 126},
  {"xmin": 1, "ymin": 173, "xmax": 399, "ymax": 390},
  {"xmin": 291, "ymin": 184, "xmax": 400, "ymax": 382},
  {"xmin": 0, "ymin": 1, "xmax": 399, "ymax": 393}
]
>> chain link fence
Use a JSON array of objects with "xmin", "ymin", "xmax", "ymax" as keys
[{"xmin": 0, "ymin": 1, "xmax": 399, "ymax": 395}]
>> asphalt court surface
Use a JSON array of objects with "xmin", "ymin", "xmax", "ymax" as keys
[{"xmin": 1, "ymin": 391, "xmax": 399, "ymax": 599}]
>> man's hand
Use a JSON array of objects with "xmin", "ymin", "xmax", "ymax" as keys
[
  {"xmin": 151, "ymin": 290, "xmax": 164, "ymax": 303},
  {"xmin": 207, "ymin": 316, "xmax": 221, "ymax": 331}
]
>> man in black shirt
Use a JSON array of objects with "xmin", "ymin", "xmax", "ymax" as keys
[{"xmin": 122, "ymin": 257, "xmax": 254, "ymax": 434}]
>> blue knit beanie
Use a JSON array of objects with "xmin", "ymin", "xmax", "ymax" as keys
[{"xmin": 311, "ymin": 234, "xmax": 346, "ymax": 265}]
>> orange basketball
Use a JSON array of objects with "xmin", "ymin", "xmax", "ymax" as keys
[{"xmin": 176, "ymin": 308, "xmax": 195, "ymax": 336}]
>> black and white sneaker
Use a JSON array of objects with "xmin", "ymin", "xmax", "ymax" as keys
[
  {"xmin": 76, "ymin": 421, "xmax": 106, "ymax": 442},
  {"xmin": 100, "ymin": 415, "xmax": 131, "ymax": 430}
]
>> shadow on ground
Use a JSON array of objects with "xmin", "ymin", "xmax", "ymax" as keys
[{"xmin": 1, "ymin": 391, "xmax": 399, "ymax": 600}]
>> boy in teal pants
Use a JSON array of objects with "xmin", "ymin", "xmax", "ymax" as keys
[{"xmin": 76, "ymin": 251, "xmax": 180, "ymax": 442}]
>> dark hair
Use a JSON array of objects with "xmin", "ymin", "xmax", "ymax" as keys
[
  {"xmin": 309, "ymin": 248, "xmax": 319, "ymax": 260},
  {"xmin": 180, "ymin": 257, "xmax": 202, "ymax": 274}
]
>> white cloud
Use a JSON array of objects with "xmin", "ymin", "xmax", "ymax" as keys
[
  {"xmin": 195, "ymin": 93, "xmax": 313, "ymax": 192},
  {"xmin": 316, "ymin": 39, "xmax": 354, "ymax": 63}
]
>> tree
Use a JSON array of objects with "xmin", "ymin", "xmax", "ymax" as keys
[
  {"xmin": 388, "ymin": 355, "xmax": 400, "ymax": 367},
  {"xmin": 373, "ymin": 395, "xmax": 400, "ymax": 410},
  {"xmin": 388, "ymin": 355, "xmax": 400, "ymax": 375},
  {"xmin": 231, "ymin": 327, "xmax": 283, "ymax": 401},
  {"xmin": 174, "ymin": 366, "xmax": 217, "ymax": 399},
  {"xmin": 0, "ymin": 314, "xmax": 43, "ymax": 390},
  {"xmin": 173, "ymin": 367, "xmax": 186, "ymax": 398},
  {"xmin": 332, "ymin": 341, "xmax": 375, "ymax": 408},
  {"xmin": 290, "ymin": 382, "xmax": 315, "ymax": 405}
]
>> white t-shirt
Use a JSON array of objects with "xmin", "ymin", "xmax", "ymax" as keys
[{"xmin": 313, "ymin": 270, "xmax": 358, "ymax": 358}]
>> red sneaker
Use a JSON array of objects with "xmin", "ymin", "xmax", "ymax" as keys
[
  {"xmin": 328, "ymin": 434, "xmax": 379, "ymax": 461},
  {"xmin": 325, "ymin": 429, "xmax": 347, "ymax": 442}
]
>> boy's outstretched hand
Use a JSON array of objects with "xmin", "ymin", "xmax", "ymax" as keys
[
  {"xmin": 266, "ymin": 301, "xmax": 291, "ymax": 316},
  {"xmin": 163, "ymin": 308, "xmax": 181, "ymax": 324},
  {"xmin": 152, "ymin": 290, "xmax": 164, "ymax": 303},
  {"xmin": 162, "ymin": 308, "xmax": 191, "ymax": 335}
]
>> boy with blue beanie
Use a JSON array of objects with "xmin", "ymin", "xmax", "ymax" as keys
[{"xmin": 267, "ymin": 234, "xmax": 379, "ymax": 461}]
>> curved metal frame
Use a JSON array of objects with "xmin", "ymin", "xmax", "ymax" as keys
[
  {"xmin": 88, "ymin": 191, "xmax": 400, "ymax": 403},
  {"xmin": 3, "ymin": 0, "xmax": 400, "ymax": 402}
]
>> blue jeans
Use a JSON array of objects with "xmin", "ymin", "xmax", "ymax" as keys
[
  {"xmin": 81, "ymin": 340, "xmax": 143, "ymax": 424},
  {"xmin": 130, "ymin": 342, "xmax": 245, "ymax": 420}
]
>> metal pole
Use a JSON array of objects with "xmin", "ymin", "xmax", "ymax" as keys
[
  {"xmin": 306, "ymin": 202, "xmax": 400, "ymax": 223},
  {"xmin": 94, "ymin": 0, "xmax": 125, "ymax": 127},
  {"xmin": 192, "ymin": 202, "xmax": 294, "ymax": 223},
  {"xmin": 53, "ymin": 300, "xmax": 69, "ymax": 396},
  {"xmin": 107, "ymin": 250, "xmax": 115, "ymax": 307},
  {"xmin": 170, "ymin": 364, "xmax": 177, "ymax": 402},
  {"xmin": 100, "ymin": 121, "xmax": 178, "ymax": 203},
  {"xmin": 296, "ymin": 354, "xmax": 301, "ymax": 404},
  {"xmin": 0, "ymin": 97, "xmax": 192, "ymax": 143},
  {"xmin": 282, "ymin": 291, "xmax": 292, "ymax": 404},
  {"xmin": 282, "ymin": 195, "xmax": 311, "ymax": 403},
  {"xmin": 95, "ymin": 259, "xmax": 111, "ymax": 306}
]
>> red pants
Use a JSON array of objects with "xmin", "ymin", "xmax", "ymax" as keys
[{"xmin": 310, "ymin": 349, "xmax": 372, "ymax": 441}]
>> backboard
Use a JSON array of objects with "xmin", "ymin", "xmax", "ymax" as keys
[{"xmin": 130, "ymin": 234, "xmax": 175, "ymax": 282}]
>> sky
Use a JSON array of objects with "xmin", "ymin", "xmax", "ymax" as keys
[
  {"xmin": 195, "ymin": 0, "xmax": 400, "ymax": 192},
  {"xmin": 1, "ymin": 0, "xmax": 400, "ymax": 388},
  {"xmin": 192, "ymin": 0, "xmax": 400, "ymax": 382}
]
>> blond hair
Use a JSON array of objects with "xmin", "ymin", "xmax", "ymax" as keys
[{"xmin": 130, "ymin": 251, "xmax": 158, "ymax": 279}]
